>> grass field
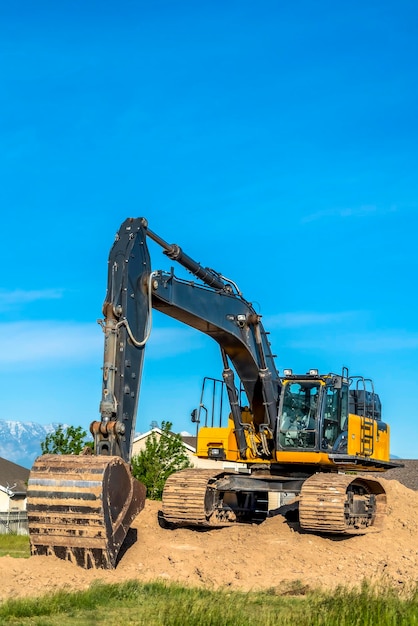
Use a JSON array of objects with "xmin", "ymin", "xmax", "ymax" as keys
[
  {"xmin": 0, "ymin": 534, "xmax": 30, "ymax": 558},
  {"xmin": 0, "ymin": 578, "xmax": 417, "ymax": 626}
]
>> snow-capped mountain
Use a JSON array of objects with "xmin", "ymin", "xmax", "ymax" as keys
[{"xmin": 0, "ymin": 420, "xmax": 69, "ymax": 469}]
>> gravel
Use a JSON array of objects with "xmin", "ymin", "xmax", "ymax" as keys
[{"xmin": 370, "ymin": 459, "xmax": 418, "ymax": 491}]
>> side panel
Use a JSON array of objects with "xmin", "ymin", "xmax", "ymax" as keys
[
  {"xmin": 347, "ymin": 414, "xmax": 390, "ymax": 462},
  {"xmin": 196, "ymin": 426, "xmax": 240, "ymax": 462},
  {"xmin": 347, "ymin": 413, "xmax": 362, "ymax": 456},
  {"xmin": 374, "ymin": 424, "xmax": 390, "ymax": 462}
]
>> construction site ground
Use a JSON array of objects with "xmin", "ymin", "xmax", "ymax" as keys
[{"xmin": 1, "ymin": 462, "xmax": 417, "ymax": 601}]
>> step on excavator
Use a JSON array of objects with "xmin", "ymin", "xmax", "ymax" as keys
[{"xmin": 27, "ymin": 218, "xmax": 400, "ymax": 568}]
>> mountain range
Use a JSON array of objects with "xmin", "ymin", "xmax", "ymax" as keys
[{"xmin": 0, "ymin": 419, "xmax": 69, "ymax": 469}]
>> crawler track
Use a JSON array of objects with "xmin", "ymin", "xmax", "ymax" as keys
[
  {"xmin": 162, "ymin": 469, "xmax": 232, "ymax": 527},
  {"xmin": 299, "ymin": 473, "xmax": 386, "ymax": 535}
]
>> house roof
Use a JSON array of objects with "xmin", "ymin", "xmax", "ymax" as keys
[
  {"xmin": 182, "ymin": 435, "xmax": 197, "ymax": 450},
  {"xmin": 133, "ymin": 429, "xmax": 197, "ymax": 453},
  {"xmin": 0, "ymin": 457, "xmax": 30, "ymax": 495}
]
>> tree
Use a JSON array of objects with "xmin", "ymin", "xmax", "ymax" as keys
[
  {"xmin": 131, "ymin": 420, "xmax": 192, "ymax": 500},
  {"xmin": 40, "ymin": 425, "xmax": 92, "ymax": 455}
]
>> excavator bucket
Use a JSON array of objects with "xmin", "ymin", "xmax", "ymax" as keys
[{"xmin": 27, "ymin": 454, "xmax": 146, "ymax": 569}]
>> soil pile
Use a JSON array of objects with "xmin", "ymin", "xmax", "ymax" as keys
[
  {"xmin": 1, "ymin": 477, "xmax": 417, "ymax": 601},
  {"xmin": 370, "ymin": 459, "xmax": 418, "ymax": 491}
]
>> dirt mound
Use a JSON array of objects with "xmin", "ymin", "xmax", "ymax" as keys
[
  {"xmin": 370, "ymin": 459, "xmax": 418, "ymax": 491},
  {"xmin": 1, "ymin": 478, "xmax": 418, "ymax": 601}
]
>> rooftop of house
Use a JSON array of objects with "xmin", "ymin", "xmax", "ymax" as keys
[
  {"xmin": 133, "ymin": 428, "xmax": 197, "ymax": 452},
  {"xmin": 0, "ymin": 456, "xmax": 30, "ymax": 495}
]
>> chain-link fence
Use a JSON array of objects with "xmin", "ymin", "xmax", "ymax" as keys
[{"xmin": 0, "ymin": 511, "xmax": 28, "ymax": 535}]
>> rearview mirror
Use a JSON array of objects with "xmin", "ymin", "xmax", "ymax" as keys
[{"xmin": 191, "ymin": 408, "xmax": 200, "ymax": 423}]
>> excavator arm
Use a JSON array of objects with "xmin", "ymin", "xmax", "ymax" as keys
[
  {"xmin": 27, "ymin": 217, "xmax": 281, "ymax": 568},
  {"xmin": 91, "ymin": 217, "xmax": 281, "ymax": 460}
]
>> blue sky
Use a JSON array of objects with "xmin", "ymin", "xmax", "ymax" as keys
[{"xmin": 1, "ymin": 1, "xmax": 417, "ymax": 458}]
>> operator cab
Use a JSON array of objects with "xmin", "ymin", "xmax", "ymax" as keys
[{"xmin": 278, "ymin": 369, "xmax": 349, "ymax": 452}]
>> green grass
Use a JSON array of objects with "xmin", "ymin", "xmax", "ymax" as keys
[
  {"xmin": 0, "ymin": 534, "xmax": 30, "ymax": 558},
  {"xmin": 0, "ymin": 579, "xmax": 417, "ymax": 626}
]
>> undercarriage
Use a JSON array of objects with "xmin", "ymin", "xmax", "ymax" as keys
[{"xmin": 161, "ymin": 468, "xmax": 387, "ymax": 534}]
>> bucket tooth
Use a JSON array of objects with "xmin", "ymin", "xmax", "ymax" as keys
[{"xmin": 27, "ymin": 454, "xmax": 146, "ymax": 569}]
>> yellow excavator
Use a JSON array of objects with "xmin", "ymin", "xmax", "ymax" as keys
[{"xmin": 27, "ymin": 218, "xmax": 399, "ymax": 568}]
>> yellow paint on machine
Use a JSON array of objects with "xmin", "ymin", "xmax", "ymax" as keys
[{"xmin": 196, "ymin": 411, "xmax": 390, "ymax": 468}]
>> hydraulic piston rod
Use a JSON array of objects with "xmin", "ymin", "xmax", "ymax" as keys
[{"xmin": 141, "ymin": 218, "xmax": 230, "ymax": 292}]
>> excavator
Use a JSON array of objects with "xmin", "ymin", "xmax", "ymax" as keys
[{"xmin": 27, "ymin": 217, "xmax": 399, "ymax": 569}]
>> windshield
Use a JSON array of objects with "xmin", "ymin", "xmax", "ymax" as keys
[
  {"xmin": 322, "ymin": 383, "xmax": 348, "ymax": 450},
  {"xmin": 278, "ymin": 382, "xmax": 321, "ymax": 449},
  {"xmin": 278, "ymin": 379, "xmax": 349, "ymax": 451}
]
